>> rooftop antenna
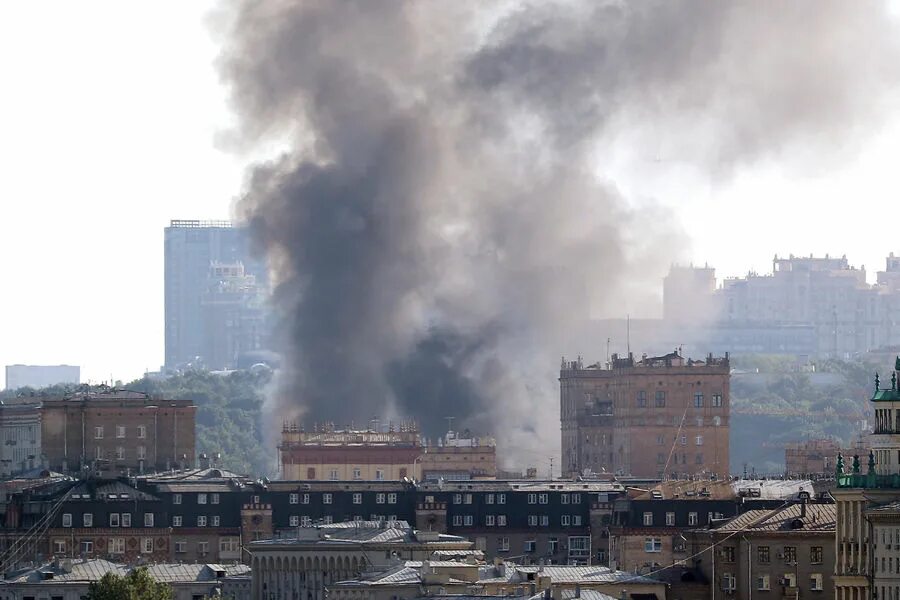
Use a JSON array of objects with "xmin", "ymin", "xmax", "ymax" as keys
[
  {"xmin": 626, "ymin": 315, "xmax": 631, "ymax": 356},
  {"xmin": 549, "ymin": 457, "xmax": 554, "ymax": 480},
  {"xmin": 606, "ymin": 338, "xmax": 610, "ymax": 364}
]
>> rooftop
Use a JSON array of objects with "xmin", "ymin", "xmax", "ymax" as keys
[
  {"xmin": 1, "ymin": 559, "xmax": 249, "ymax": 585},
  {"xmin": 711, "ymin": 502, "xmax": 836, "ymax": 534},
  {"xmin": 250, "ymin": 520, "xmax": 470, "ymax": 548},
  {"xmin": 632, "ymin": 479, "xmax": 813, "ymax": 501}
]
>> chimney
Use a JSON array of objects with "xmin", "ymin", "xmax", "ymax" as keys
[{"xmin": 801, "ymin": 495, "xmax": 807, "ymax": 519}]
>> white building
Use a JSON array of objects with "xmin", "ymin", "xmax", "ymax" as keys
[{"xmin": 4, "ymin": 364, "xmax": 80, "ymax": 390}]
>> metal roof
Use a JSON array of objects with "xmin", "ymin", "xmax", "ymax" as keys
[
  {"xmin": 712, "ymin": 502, "xmax": 836, "ymax": 533},
  {"xmin": 1, "ymin": 560, "xmax": 249, "ymax": 585}
]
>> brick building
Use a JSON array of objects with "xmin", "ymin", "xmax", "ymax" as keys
[
  {"xmin": 420, "ymin": 430, "xmax": 497, "ymax": 481},
  {"xmin": 279, "ymin": 422, "xmax": 421, "ymax": 481},
  {"xmin": 41, "ymin": 390, "xmax": 196, "ymax": 475},
  {"xmin": 561, "ymin": 351, "xmax": 730, "ymax": 479}
]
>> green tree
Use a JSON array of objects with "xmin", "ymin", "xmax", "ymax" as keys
[{"xmin": 85, "ymin": 568, "xmax": 172, "ymax": 600}]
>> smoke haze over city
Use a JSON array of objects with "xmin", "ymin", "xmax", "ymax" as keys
[{"xmin": 212, "ymin": 0, "xmax": 900, "ymax": 466}]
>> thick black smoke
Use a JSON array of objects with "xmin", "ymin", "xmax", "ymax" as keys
[{"xmin": 216, "ymin": 1, "xmax": 900, "ymax": 467}]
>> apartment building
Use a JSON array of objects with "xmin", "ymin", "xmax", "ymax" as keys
[
  {"xmin": 560, "ymin": 350, "xmax": 730, "ymax": 479},
  {"xmin": 420, "ymin": 430, "xmax": 497, "ymax": 481},
  {"xmin": 279, "ymin": 422, "xmax": 422, "ymax": 481},
  {"xmin": 40, "ymin": 390, "xmax": 196, "ymax": 475},
  {"xmin": 0, "ymin": 400, "xmax": 42, "ymax": 477},
  {"xmin": 688, "ymin": 494, "xmax": 836, "ymax": 600}
]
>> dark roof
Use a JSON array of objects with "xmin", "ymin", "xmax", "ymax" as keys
[
  {"xmin": 68, "ymin": 480, "xmax": 159, "ymax": 502},
  {"xmin": 713, "ymin": 502, "xmax": 835, "ymax": 533}
]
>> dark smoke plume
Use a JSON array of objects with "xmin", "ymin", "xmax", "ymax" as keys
[{"xmin": 216, "ymin": 1, "xmax": 900, "ymax": 467}]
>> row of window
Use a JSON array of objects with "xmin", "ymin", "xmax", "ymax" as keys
[
  {"xmin": 62, "ymin": 513, "xmax": 155, "ymax": 528},
  {"xmin": 657, "ymin": 434, "xmax": 706, "ymax": 446},
  {"xmin": 642, "ymin": 511, "xmax": 725, "ymax": 527},
  {"xmin": 635, "ymin": 391, "xmax": 724, "ymax": 408},
  {"xmin": 174, "ymin": 537, "xmax": 240, "ymax": 554},
  {"xmin": 722, "ymin": 572, "xmax": 823, "ymax": 592},
  {"xmin": 715, "ymin": 545, "xmax": 822, "ymax": 564},
  {"xmin": 94, "ymin": 425, "xmax": 147, "ymax": 439},
  {"xmin": 656, "ymin": 453, "xmax": 706, "ymax": 465},
  {"xmin": 171, "ymin": 493, "xmax": 220, "ymax": 505},
  {"xmin": 54, "ymin": 536, "xmax": 240, "ymax": 557},
  {"xmin": 305, "ymin": 467, "xmax": 400, "ymax": 480},
  {"xmin": 172, "ymin": 515, "xmax": 221, "ymax": 527},
  {"xmin": 94, "ymin": 446, "xmax": 147, "ymax": 460}
]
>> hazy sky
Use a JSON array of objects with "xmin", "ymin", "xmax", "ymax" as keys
[{"xmin": 2, "ymin": 2, "xmax": 900, "ymax": 386}]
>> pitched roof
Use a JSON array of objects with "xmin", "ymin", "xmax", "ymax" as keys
[
  {"xmin": 1, "ymin": 560, "xmax": 250, "ymax": 585},
  {"xmin": 713, "ymin": 502, "xmax": 835, "ymax": 533}
]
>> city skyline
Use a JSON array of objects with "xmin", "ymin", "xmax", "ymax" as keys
[{"xmin": 2, "ymin": 3, "xmax": 900, "ymax": 386}]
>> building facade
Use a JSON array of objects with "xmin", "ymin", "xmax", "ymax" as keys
[
  {"xmin": 560, "ymin": 351, "xmax": 730, "ymax": 479},
  {"xmin": 0, "ymin": 401, "xmax": 42, "ymax": 477},
  {"xmin": 41, "ymin": 390, "xmax": 196, "ymax": 475},
  {"xmin": 687, "ymin": 495, "xmax": 836, "ymax": 600},
  {"xmin": 279, "ymin": 423, "xmax": 422, "ymax": 481},
  {"xmin": 420, "ymin": 430, "xmax": 497, "ymax": 481},
  {"xmin": 164, "ymin": 219, "xmax": 269, "ymax": 372}
]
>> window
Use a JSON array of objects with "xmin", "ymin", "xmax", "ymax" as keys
[
  {"xmin": 486, "ymin": 494, "xmax": 495, "ymax": 504},
  {"xmin": 695, "ymin": 435, "xmax": 704, "ymax": 446},
  {"xmin": 572, "ymin": 493, "xmax": 581, "ymax": 504},
  {"xmin": 783, "ymin": 573, "xmax": 796, "ymax": 587},
  {"xmin": 81, "ymin": 541, "xmax": 93, "ymax": 554},
  {"xmin": 137, "ymin": 446, "xmax": 146, "ymax": 460},
  {"xmin": 680, "ymin": 435, "xmax": 687, "ymax": 446},
  {"xmin": 539, "ymin": 493, "xmax": 548, "ymax": 504},
  {"xmin": 810, "ymin": 546, "xmax": 823, "ymax": 564},
  {"xmin": 694, "ymin": 392, "xmax": 704, "ymax": 408},
  {"xmin": 465, "ymin": 494, "xmax": 473, "ymax": 504},
  {"xmin": 211, "ymin": 493, "xmax": 219, "ymax": 504},
  {"xmin": 758, "ymin": 545, "xmax": 770, "ymax": 563},
  {"xmin": 96, "ymin": 446, "xmax": 103, "ymax": 460},
  {"xmin": 722, "ymin": 546, "xmax": 735, "ymax": 563},
  {"xmin": 453, "ymin": 515, "xmax": 463, "ymax": 526},
  {"xmin": 142, "ymin": 538, "xmax": 153, "ymax": 554},
  {"xmin": 109, "ymin": 513, "xmax": 120, "ymax": 527},
  {"xmin": 62, "ymin": 513, "xmax": 72, "ymax": 528},
  {"xmin": 561, "ymin": 515, "xmax": 571, "ymax": 526},
  {"xmin": 198, "ymin": 493, "xmax": 207, "ymax": 505},
  {"xmin": 528, "ymin": 515, "xmax": 538, "ymax": 526},
  {"xmin": 657, "ymin": 453, "xmax": 665, "ymax": 464},
  {"xmin": 696, "ymin": 453, "xmax": 704, "ymax": 465},
  {"xmin": 212, "ymin": 516, "xmax": 220, "ymax": 526},
  {"xmin": 330, "ymin": 469, "xmax": 339, "ymax": 480},
  {"xmin": 783, "ymin": 546, "xmax": 797, "ymax": 563},
  {"xmin": 637, "ymin": 391, "xmax": 647, "ymax": 407},
  {"xmin": 528, "ymin": 493, "xmax": 537, "ymax": 504},
  {"xmin": 486, "ymin": 515, "xmax": 495, "ymax": 526},
  {"xmin": 573, "ymin": 515, "xmax": 582, "ymax": 526},
  {"xmin": 643, "ymin": 512, "xmax": 653, "ymax": 526},
  {"xmin": 116, "ymin": 425, "xmax": 126, "ymax": 438},
  {"xmin": 197, "ymin": 516, "xmax": 207, "ymax": 527},
  {"xmin": 498, "ymin": 515, "xmax": 507, "ymax": 526},
  {"xmin": 353, "ymin": 493, "xmax": 362, "ymax": 504},
  {"xmin": 109, "ymin": 538, "xmax": 125, "ymax": 554},
  {"xmin": 688, "ymin": 512, "xmax": 698, "ymax": 526},
  {"xmin": 307, "ymin": 467, "xmax": 316, "ymax": 479},
  {"xmin": 302, "ymin": 493, "xmax": 310, "ymax": 504},
  {"xmin": 173, "ymin": 494, "xmax": 182, "ymax": 505},
  {"xmin": 655, "ymin": 390, "xmax": 666, "ymax": 407},
  {"xmin": 376, "ymin": 493, "xmax": 386, "ymax": 504},
  {"xmin": 666, "ymin": 512, "xmax": 675, "ymax": 526},
  {"xmin": 121, "ymin": 513, "xmax": 131, "ymax": 527},
  {"xmin": 175, "ymin": 541, "xmax": 187, "ymax": 554},
  {"xmin": 301, "ymin": 516, "xmax": 312, "ymax": 527},
  {"xmin": 290, "ymin": 493, "xmax": 299, "ymax": 505},
  {"xmin": 810, "ymin": 574, "xmax": 823, "ymax": 591},
  {"xmin": 713, "ymin": 416, "xmax": 722, "ymax": 426},
  {"xmin": 464, "ymin": 515, "xmax": 473, "ymax": 526},
  {"xmin": 141, "ymin": 512, "xmax": 153, "ymax": 527},
  {"xmin": 54, "ymin": 539, "xmax": 66, "ymax": 554},
  {"xmin": 498, "ymin": 494, "xmax": 506, "ymax": 504},
  {"xmin": 388, "ymin": 493, "xmax": 397, "ymax": 504},
  {"xmin": 644, "ymin": 537, "xmax": 662, "ymax": 553},
  {"xmin": 375, "ymin": 469, "xmax": 385, "ymax": 481},
  {"xmin": 548, "ymin": 538, "xmax": 558, "ymax": 553},
  {"xmin": 722, "ymin": 573, "xmax": 736, "ymax": 592},
  {"xmin": 540, "ymin": 515, "xmax": 549, "ymax": 526},
  {"xmin": 454, "ymin": 494, "xmax": 463, "ymax": 504},
  {"xmin": 172, "ymin": 516, "xmax": 182, "ymax": 527},
  {"xmin": 561, "ymin": 494, "xmax": 569, "ymax": 505},
  {"xmin": 756, "ymin": 574, "xmax": 770, "ymax": 590},
  {"xmin": 352, "ymin": 468, "xmax": 361, "ymax": 480},
  {"xmin": 712, "ymin": 393, "xmax": 723, "ymax": 407},
  {"xmin": 138, "ymin": 425, "xmax": 146, "ymax": 439},
  {"xmin": 290, "ymin": 516, "xmax": 299, "ymax": 526},
  {"xmin": 198, "ymin": 541, "xmax": 209, "ymax": 554},
  {"xmin": 656, "ymin": 435, "xmax": 665, "ymax": 446},
  {"xmin": 524, "ymin": 540, "xmax": 536, "ymax": 553},
  {"xmin": 220, "ymin": 538, "xmax": 240, "ymax": 553},
  {"xmin": 323, "ymin": 493, "xmax": 332, "ymax": 504},
  {"xmin": 497, "ymin": 537, "xmax": 510, "ymax": 551},
  {"xmin": 94, "ymin": 426, "xmax": 104, "ymax": 439},
  {"xmin": 116, "ymin": 447, "xmax": 125, "ymax": 460}
]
